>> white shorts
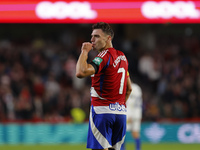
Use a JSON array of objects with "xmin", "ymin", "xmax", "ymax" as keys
[
  {"xmin": 126, "ymin": 107, "xmax": 142, "ymax": 132},
  {"xmin": 126, "ymin": 118, "xmax": 141, "ymax": 132}
]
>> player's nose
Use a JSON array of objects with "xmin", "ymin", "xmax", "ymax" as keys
[{"xmin": 91, "ymin": 36, "xmax": 95, "ymax": 42}]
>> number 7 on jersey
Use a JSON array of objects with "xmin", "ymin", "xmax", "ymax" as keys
[{"xmin": 118, "ymin": 68, "xmax": 125, "ymax": 94}]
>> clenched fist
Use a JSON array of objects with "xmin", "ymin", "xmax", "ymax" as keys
[{"xmin": 81, "ymin": 42, "xmax": 93, "ymax": 53}]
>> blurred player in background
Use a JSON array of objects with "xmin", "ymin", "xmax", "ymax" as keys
[
  {"xmin": 126, "ymin": 82, "xmax": 143, "ymax": 150},
  {"xmin": 76, "ymin": 22, "xmax": 132, "ymax": 150}
]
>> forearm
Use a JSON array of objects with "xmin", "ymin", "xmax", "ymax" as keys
[
  {"xmin": 125, "ymin": 77, "xmax": 132, "ymax": 102},
  {"xmin": 76, "ymin": 50, "xmax": 89, "ymax": 78},
  {"xmin": 125, "ymin": 89, "xmax": 132, "ymax": 102}
]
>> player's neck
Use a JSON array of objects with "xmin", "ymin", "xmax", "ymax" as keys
[{"xmin": 99, "ymin": 43, "xmax": 113, "ymax": 53}]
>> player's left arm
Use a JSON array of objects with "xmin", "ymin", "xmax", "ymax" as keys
[{"xmin": 125, "ymin": 76, "xmax": 132, "ymax": 102}]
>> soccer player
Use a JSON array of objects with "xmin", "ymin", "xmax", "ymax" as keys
[
  {"xmin": 126, "ymin": 82, "xmax": 143, "ymax": 150},
  {"xmin": 76, "ymin": 22, "xmax": 132, "ymax": 150}
]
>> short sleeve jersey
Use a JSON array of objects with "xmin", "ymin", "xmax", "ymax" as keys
[{"xmin": 90, "ymin": 48, "xmax": 129, "ymax": 107}]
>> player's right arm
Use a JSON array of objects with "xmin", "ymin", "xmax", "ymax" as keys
[
  {"xmin": 76, "ymin": 42, "xmax": 96, "ymax": 78},
  {"xmin": 125, "ymin": 76, "xmax": 132, "ymax": 102}
]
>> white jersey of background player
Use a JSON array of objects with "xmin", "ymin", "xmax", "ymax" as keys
[{"xmin": 126, "ymin": 82, "xmax": 142, "ymax": 150}]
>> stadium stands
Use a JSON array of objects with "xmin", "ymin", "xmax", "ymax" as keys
[{"xmin": 0, "ymin": 23, "xmax": 199, "ymax": 123}]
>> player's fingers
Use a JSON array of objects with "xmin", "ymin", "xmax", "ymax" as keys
[
  {"xmin": 82, "ymin": 42, "xmax": 92, "ymax": 52},
  {"xmin": 82, "ymin": 42, "xmax": 92, "ymax": 47}
]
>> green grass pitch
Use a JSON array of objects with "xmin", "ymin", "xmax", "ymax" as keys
[{"xmin": 0, "ymin": 143, "xmax": 200, "ymax": 150}]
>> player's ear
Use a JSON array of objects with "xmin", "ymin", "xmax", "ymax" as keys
[{"xmin": 107, "ymin": 35, "xmax": 112, "ymax": 42}]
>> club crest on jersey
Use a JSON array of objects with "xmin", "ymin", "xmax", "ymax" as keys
[
  {"xmin": 109, "ymin": 102, "xmax": 126, "ymax": 112},
  {"xmin": 92, "ymin": 57, "xmax": 103, "ymax": 66}
]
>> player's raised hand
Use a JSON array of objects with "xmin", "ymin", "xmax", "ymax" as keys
[{"xmin": 81, "ymin": 42, "xmax": 93, "ymax": 53}]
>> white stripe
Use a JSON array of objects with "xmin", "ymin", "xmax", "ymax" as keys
[
  {"xmin": 90, "ymin": 87, "xmax": 106, "ymax": 100},
  {"xmin": 98, "ymin": 49, "xmax": 108, "ymax": 58},
  {"xmin": 98, "ymin": 51, "xmax": 104, "ymax": 57},
  {"xmin": 113, "ymin": 135, "xmax": 126, "ymax": 150},
  {"xmin": 101, "ymin": 50, "xmax": 108, "ymax": 57},
  {"xmin": 90, "ymin": 109, "xmax": 112, "ymax": 149}
]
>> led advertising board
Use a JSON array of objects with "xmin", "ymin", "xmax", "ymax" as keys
[
  {"xmin": 0, "ymin": 0, "xmax": 200, "ymax": 23},
  {"xmin": 0, "ymin": 123, "xmax": 200, "ymax": 144}
]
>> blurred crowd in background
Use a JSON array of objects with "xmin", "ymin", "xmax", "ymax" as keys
[{"xmin": 0, "ymin": 23, "xmax": 199, "ymax": 123}]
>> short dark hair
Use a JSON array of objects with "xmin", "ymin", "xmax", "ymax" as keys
[{"xmin": 92, "ymin": 22, "xmax": 114, "ymax": 39}]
